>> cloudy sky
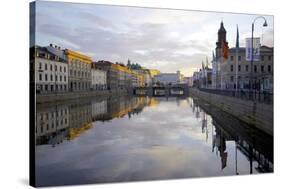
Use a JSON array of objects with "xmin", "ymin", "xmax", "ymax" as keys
[{"xmin": 34, "ymin": 1, "xmax": 273, "ymax": 76}]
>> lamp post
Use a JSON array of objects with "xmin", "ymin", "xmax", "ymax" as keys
[{"xmin": 250, "ymin": 16, "xmax": 267, "ymax": 100}]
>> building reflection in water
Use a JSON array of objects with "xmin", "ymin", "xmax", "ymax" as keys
[
  {"xmin": 190, "ymin": 98, "xmax": 273, "ymax": 174},
  {"xmin": 36, "ymin": 96, "xmax": 273, "ymax": 175},
  {"xmin": 36, "ymin": 96, "xmax": 151, "ymax": 147}
]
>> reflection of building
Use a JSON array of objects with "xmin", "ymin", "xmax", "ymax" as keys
[
  {"xmin": 31, "ymin": 46, "xmax": 69, "ymax": 93},
  {"xmin": 36, "ymin": 105, "xmax": 69, "ymax": 145},
  {"xmin": 68, "ymin": 101, "xmax": 92, "ymax": 140},
  {"xmin": 91, "ymin": 100, "xmax": 107, "ymax": 119}
]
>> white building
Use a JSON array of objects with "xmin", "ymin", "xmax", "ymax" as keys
[
  {"xmin": 154, "ymin": 71, "xmax": 182, "ymax": 86},
  {"xmin": 143, "ymin": 69, "xmax": 152, "ymax": 87},
  {"xmin": 91, "ymin": 64, "xmax": 107, "ymax": 90},
  {"xmin": 33, "ymin": 46, "xmax": 69, "ymax": 93}
]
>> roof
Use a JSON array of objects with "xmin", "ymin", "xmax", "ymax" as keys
[
  {"xmin": 34, "ymin": 45, "xmax": 67, "ymax": 63},
  {"xmin": 228, "ymin": 45, "xmax": 273, "ymax": 53}
]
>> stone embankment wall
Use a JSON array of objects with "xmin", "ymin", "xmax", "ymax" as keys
[
  {"xmin": 189, "ymin": 88, "xmax": 273, "ymax": 136},
  {"xmin": 36, "ymin": 89, "xmax": 128, "ymax": 104}
]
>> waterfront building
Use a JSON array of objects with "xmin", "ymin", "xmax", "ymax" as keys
[
  {"xmin": 212, "ymin": 22, "xmax": 273, "ymax": 92},
  {"xmin": 115, "ymin": 63, "xmax": 132, "ymax": 89},
  {"xmin": 95, "ymin": 60, "xmax": 118, "ymax": 90},
  {"xmin": 215, "ymin": 21, "xmax": 229, "ymax": 89},
  {"xmin": 91, "ymin": 63, "xmax": 107, "ymax": 90},
  {"xmin": 131, "ymin": 70, "xmax": 139, "ymax": 87},
  {"xmin": 132, "ymin": 69, "xmax": 145, "ymax": 87},
  {"xmin": 192, "ymin": 71, "xmax": 200, "ymax": 87},
  {"xmin": 32, "ymin": 46, "xmax": 69, "ymax": 93},
  {"xmin": 183, "ymin": 77, "xmax": 193, "ymax": 87},
  {"xmin": 95, "ymin": 60, "xmax": 132, "ymax": 90},
  {"xmin": 64, "ymin": 48, "xmax": 92, "ymax": 92},
  {"xmin": 143, "ymin": 69, "xmax": 153, "ymax": 87},
  {"xmin": 154, "ymin": 71, "xmax": 182, "ymax": 86},
  {"xmin": 225, "ymin": 46, "xmax": 273, "ymax": 92},
  {"xmin": 148, "ymin": 69, "xmax": 161, "ymax": 77}
]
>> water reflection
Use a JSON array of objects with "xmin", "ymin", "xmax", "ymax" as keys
[{"xmin": 35, "ymin": 96, "xmax": 273, "ymax": 186}]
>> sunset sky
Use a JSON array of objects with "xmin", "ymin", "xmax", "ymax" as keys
[{"xmin": 34, "ymin": 1, "xmax": 273, "ymax": 76}]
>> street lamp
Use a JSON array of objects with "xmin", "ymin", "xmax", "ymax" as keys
[{"xmin": 250, "ymin": 16, "xmax": 267, "ymax": 99}]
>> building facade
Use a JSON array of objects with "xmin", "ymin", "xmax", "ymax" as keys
[
  {"xmin": 32, "ymin": 46, "xmax": 69, "ymax": 93},
  {"xmin": 212, "ymin": 22, "xmax": 273, "ymax": 92},
  {"xmin": 64, "ymin": 49, "xmax": 92, "ymax": 92},
  {"xmin": 91, "ymin": 63, "xmax": 107, "ymax": 90},
  {"xmin": 225, "ymin": 46, "xmax": 273, "ymax": 92},
  {"xmin": 154, "ymin": 71, "xmax": 182, "ymax": 86}
]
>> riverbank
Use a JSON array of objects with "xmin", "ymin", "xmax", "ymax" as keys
[
  {"xmin": 36, "ymin": 89, "xmax": 130, "ymax": 104},
  {"xmin": 189, "ymin": 88, "xmax": 273, "ymax": 136}
]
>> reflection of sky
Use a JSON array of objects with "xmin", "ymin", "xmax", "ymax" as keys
[
  {"xmin": 36, "ymin": 97, "xmax": 260, "ymax": 186},
  {"xmin": 34, "ymin": 1, "xmax": 273, "ymax": 77}
]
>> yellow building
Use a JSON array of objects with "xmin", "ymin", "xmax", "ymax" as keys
[
  {"xmin": 64, "ymin": 49, "xmax": 92, "ymax": 91},
  {"xmin": 148, "ymin": 69, "xmax": 161, "ymax": 77}
]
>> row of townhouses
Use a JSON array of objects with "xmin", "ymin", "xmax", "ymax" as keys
[
  {"xmin": 30, "ymin": 44, "xmax": 162, "ymax": 94},
  {"xmin": 192, "ymin": 22, "xmax": 273, "ymax": 93}
]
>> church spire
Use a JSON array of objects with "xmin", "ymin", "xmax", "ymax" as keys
[{"xmin": 236, "ymin": 24, "xmax": 239, "ymax": 49}]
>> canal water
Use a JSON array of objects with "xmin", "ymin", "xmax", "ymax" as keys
[{"xmin": 35, "ymin": 96, "xmax": 273, "ymax": 186}]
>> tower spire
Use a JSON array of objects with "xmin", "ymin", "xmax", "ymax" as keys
[{"xmin": 236, "ymin": 24, "xmax": 239, "ymax": 49}]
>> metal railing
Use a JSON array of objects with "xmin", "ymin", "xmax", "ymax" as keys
[{"xmin": 197, "ymin": 88, "xmax": 273, "ymax": 104}]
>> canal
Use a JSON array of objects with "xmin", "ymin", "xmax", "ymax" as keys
[{"xmin": 35, "ymin": 95, "xmax": 273, "ymax": 186}]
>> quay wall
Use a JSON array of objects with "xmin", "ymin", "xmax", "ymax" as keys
[
  {"xmin": 36, "ymin": 89, "xmax": 129, "ymax": 104},
  {"xmin": 189, "ymin": 88, "xmax": 273, "ymax": 135}
]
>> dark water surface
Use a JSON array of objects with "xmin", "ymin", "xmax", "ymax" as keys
[{"xmin": 35, "ymin": 96, "xmax": 273, "ymax": 186}]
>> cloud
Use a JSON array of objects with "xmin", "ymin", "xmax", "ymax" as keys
[{"xmin": 35, "ymin": 2, "xmax": 274, "ymax": 77}]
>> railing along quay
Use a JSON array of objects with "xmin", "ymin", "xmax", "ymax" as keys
[{"xmin": 197, "ymin": 88, "xmax": 273, "ymax": 104}]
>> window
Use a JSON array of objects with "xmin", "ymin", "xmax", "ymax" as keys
[
  {"xmin": 268, "ymin": 56, "xmax": 272, "ymax": 61},
  {"xmin": 39, "ymin": 74, "xmax": 42, "ymax": 81},
  {"xmin": 254, "ymin": 65, "xmax": 257, "ymax": 72},
  {"xmin": 45, "ymin": 74, "xmax": 48, "ymax": 81},
  {"xmin": 238, "ymin": 56, "xmax": 241, "ymax": 61},
  {"xmin": 64, "ymin": 76, "xmax": 66, "ymax": 81},
  {"xmin": 230, "ymin": 76, "xmax": 234, "ymax": 82},
  {"xmin": 55, "ymin": 75, "xmax": 57, "ymax": 81},
  {"xmin": 238, "ymin": 65, "xmax": 241, "ymax": 72},
  {"xmin": 60, "ymin": 75, "xmax": 62, "ymax": 81},
  {"xmin": 261, "ymin": 65, "xmax": 264, "ymax": 72},
  {"xmin": 45, "ymin": 85, "xmax": 48, "ymax": 91},
  {"xmin": 64, "ymin": 67, "xmax": 66, "ymax": 72},
  {"xmin": 230, "ymin": 56, "xmax": 234, "ymax": 61},
  {"xmin": 39, "ymin": 62, "xmax": 42, "ymax": 69},
  {"xmin": 55, "ymin": 65, "xmax": 57, "ymax": 71},
  {"xmin": 246, "ymin": 65, "xmax": 249, "ymax": 72},
  {"xmin": 230, "ymin": 65, "xmax": 233, "ymax": 72},
  {"xmin": 261, "ymin": 56, "xmax": 264, "ymax": 61},
  {"xmin": 50, "ymin": 74, "xmax": 53, "ymax": 81},
  {"xmin": 268, "ymin": 65, "xmax": 271, "ymax": 72},
  {"xmin": 60, "ymin": 66, "xmax": 62, "ymax": 72},
  {"xmin": 50, "ymin": 64, "xmax": 53, "ymax": 71},
  {"xmin": 45, "ymin": 64, "xmax": 47, "ymax": 70}
]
